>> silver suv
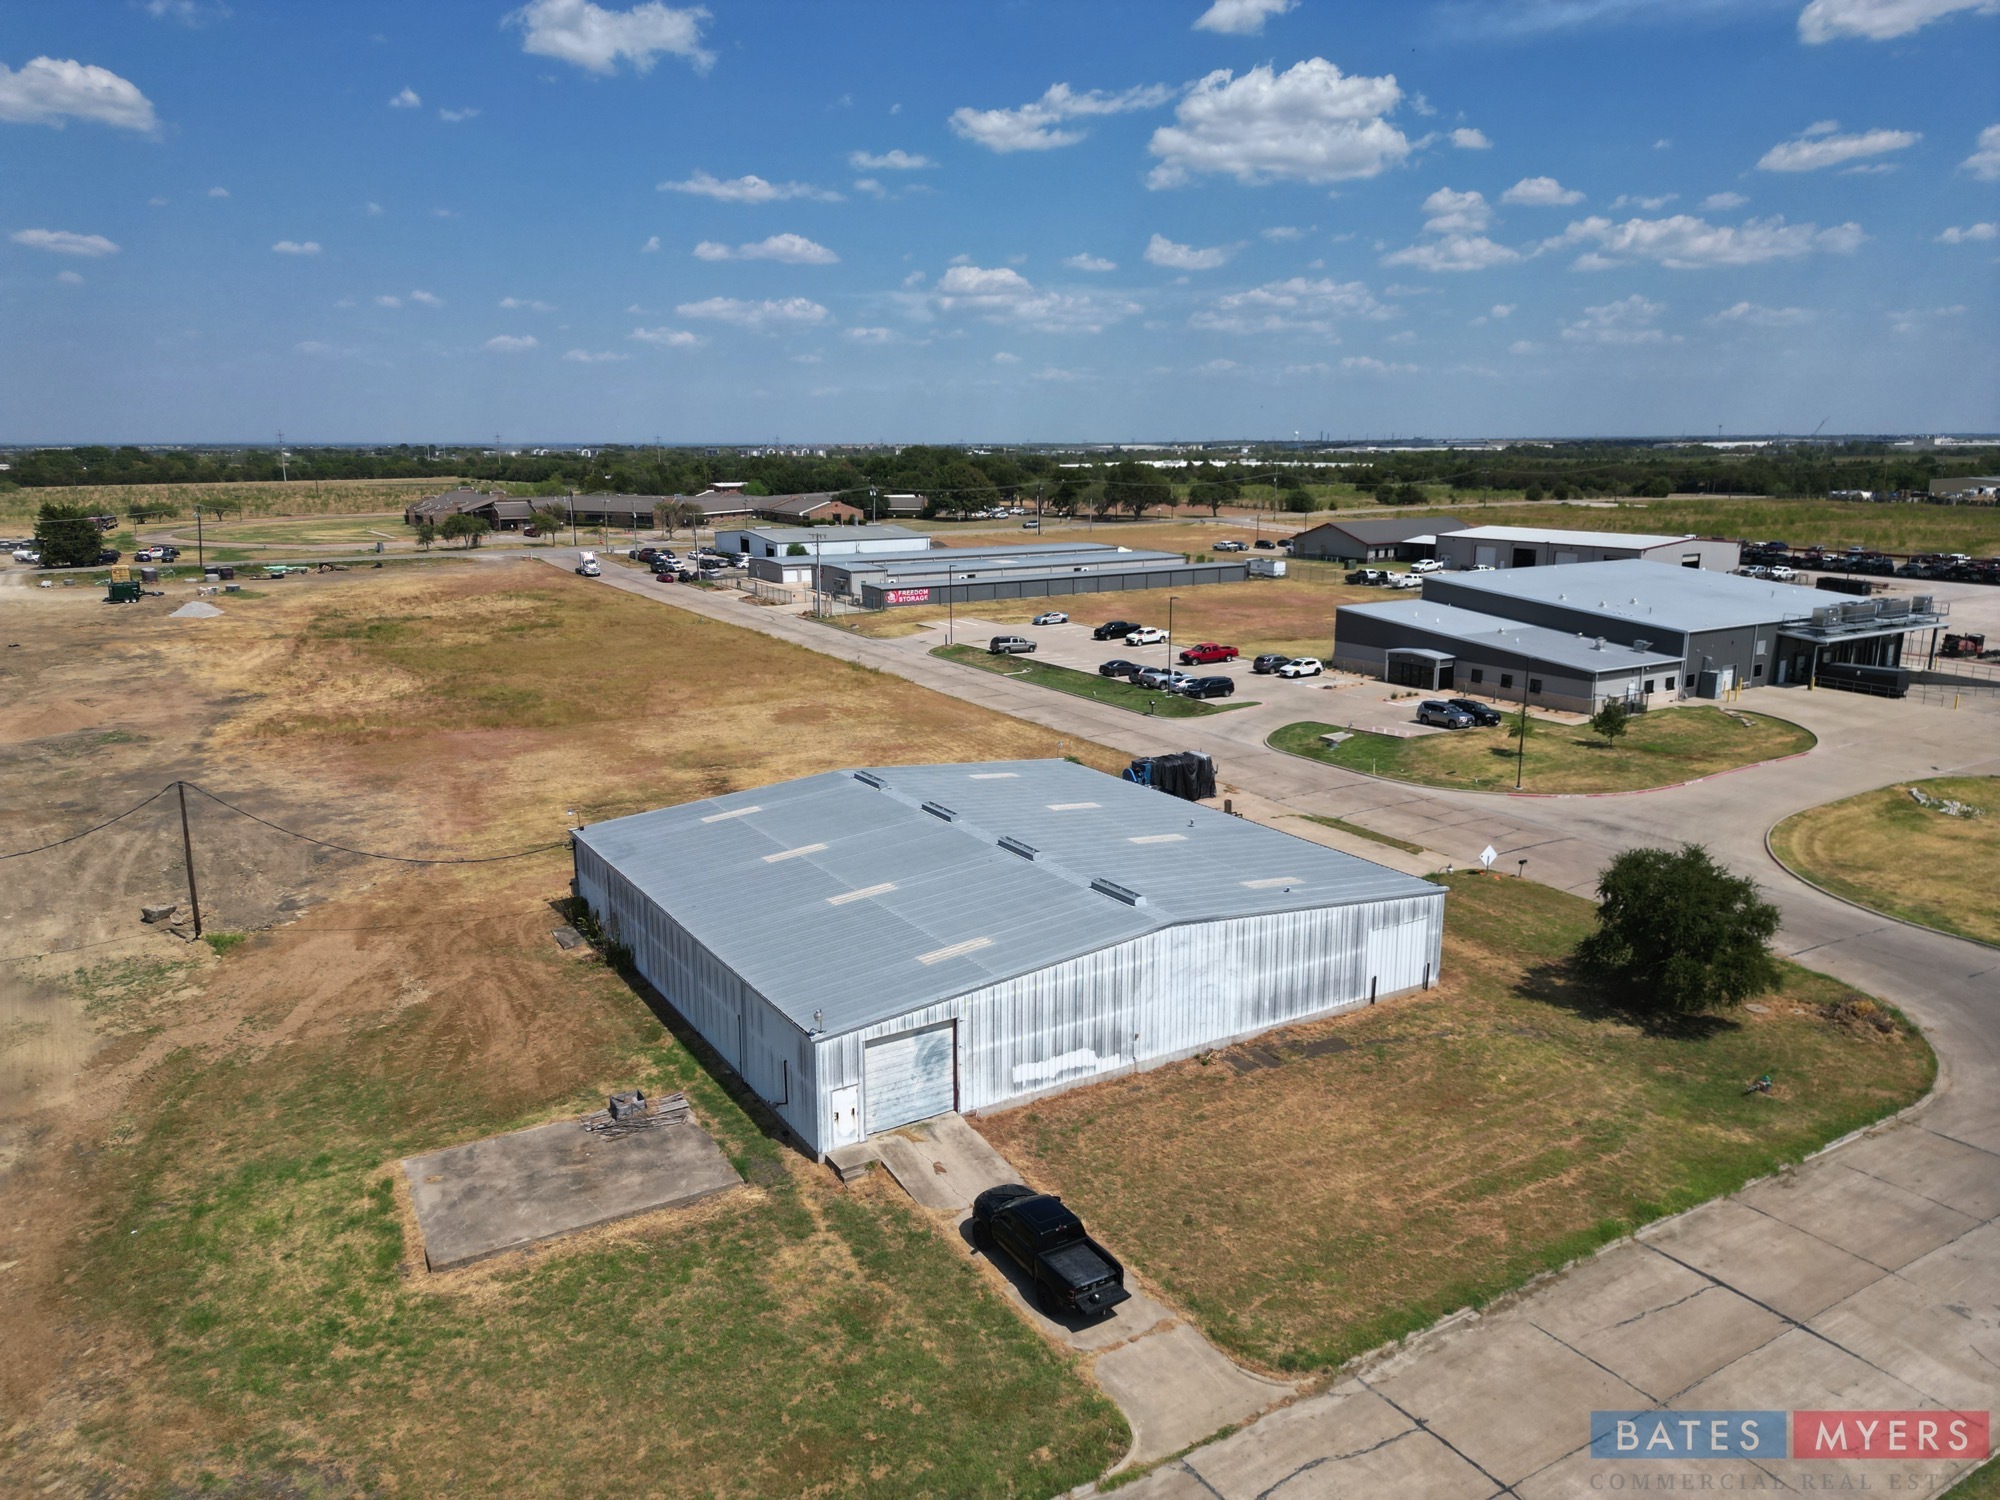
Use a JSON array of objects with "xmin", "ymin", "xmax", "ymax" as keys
[{"xmin": 1415, "ymin": 700, "xmax": 1475, "ymax": 729}]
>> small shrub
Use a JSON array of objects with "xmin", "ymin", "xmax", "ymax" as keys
[{"xmin": 203, "ymin": 931, "xmax": 248, "ymax": 956}]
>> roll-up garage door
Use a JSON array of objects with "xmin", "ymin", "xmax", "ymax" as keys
[{"xmin": 864, "ymin": 1022, "xmax": 956, "ymax": 1132}]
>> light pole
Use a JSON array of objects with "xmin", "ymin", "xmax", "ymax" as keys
[
  {"xmin": 946, "ymin": 562, "xmax": 956, "ymax": 646},
  {"xmin": 1166, "ymin": 595, "xmax": 1178, "ymax": 678},
  {"xmin": 195, "ymin": 504, "xmax": 205, "ymax": 573}
]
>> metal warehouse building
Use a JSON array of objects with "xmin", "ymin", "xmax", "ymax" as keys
[
  {"xmin": 826, "ymin": 541, "xmax": 1248, "ymax": 608},
  {"xmin": 1433, "ymin": 525, "xmax": 1739, "ymax": 573},
  {"xmin": 572, "ymin": 760, "xmax": 1444, "ymax": 1157}
]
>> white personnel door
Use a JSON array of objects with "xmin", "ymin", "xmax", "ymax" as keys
[
  {"xmin": 828, "ymin": 1085, "xmax": 862, "ymax": 1148},
  {"xmin": 863, "ymin": 1022, "xmax": 956, "ymax": 1132}
]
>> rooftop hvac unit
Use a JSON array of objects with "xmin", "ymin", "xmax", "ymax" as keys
[{"xmin": 1911, "ymin": 595, "xmax": 1933, "ymax": 615}]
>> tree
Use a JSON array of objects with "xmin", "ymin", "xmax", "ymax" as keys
[
  {"xmin": 652, "ymin": 498, "xmax": 702, "ymax": 538},
  {"xmin": 530, "ymin": 506, "xmax": 569, "ymax": 538},
  {"xmin": 1575, "ymin": 844, "xmax": 1783, "ymax": 1016},
  {"xmin": 786, "ymin": 541, "xmax": 808, "ymax": 556},
  {"xmin": 34, "ymin": 503, "xmax": 102, "ymax": 568},
  {"xmin": 414, "ymin": 521, "xmax": 439, "ymax": 551},
  {"xmin": 1109, "ymin": 460, "xmax": 1172, "ymax": 522},
  {"xmin": 1508, "ymin": 703, "xmax": 1534, "ymax": 749},
  {"xmin": 1189, "ymin": 478, "xmax": 1237, "ymax": 517},
  {"xmin": 1589, "ymin": 698, "xmax": 1630, "ymax": 746},
  {"xmin": 439, "ymin": 513, "xmax": 490, "ymax": 548}
]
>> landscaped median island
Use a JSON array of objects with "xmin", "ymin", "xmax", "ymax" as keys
[
  {"xmin": 976, "ymin": 871, "xmax": 1933, "ymax": 1376},
  {"xmin": 1269, "ymin": 706, "xmax": 1815, "ymax": 793},
  {"xmin": 931, "ymin": 642, "xmax": 1252, "ymax": 718},
  {"xmin": 1770, "ymin": 776, "xmax": 2000, "ymax": 947}
]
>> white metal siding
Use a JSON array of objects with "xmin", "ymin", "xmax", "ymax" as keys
[{"xmin": 864, "ymin": 1024, "xmax": 956, "ymax": 1131}]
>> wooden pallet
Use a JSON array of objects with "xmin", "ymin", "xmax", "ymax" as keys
[{"xmin": 579, "ymin": 1089, "xmax": 692, "ymax": 1138}]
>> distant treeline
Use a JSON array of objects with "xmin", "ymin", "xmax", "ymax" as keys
[{"xmin": 3, "ymin": 441, "xmax": 1993, "ymax": 510}]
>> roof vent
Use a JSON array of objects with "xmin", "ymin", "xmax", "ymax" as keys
[
  {"xmin": 852, "ymin": 771, "xmax": 885, "ymax": 788},
  {"xmin": 1633, "ymin": 639, "xmax": 1652, "ymax": 652},
  {"xmin": 998, "ymin": 836, "xmax": 1039, "ymax": 860},
  {"xmin": 921, "ymin": 801, "xmax": 957, "ymax": 821},
  {"xmin": 1091, "ymin": 877, "xmax": 1147, "ymax": 907}
]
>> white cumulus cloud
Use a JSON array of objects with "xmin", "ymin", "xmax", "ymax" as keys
[
  {"xmin": 674, "ymin": 296, "xmax": 830, "ymax": 328},
  {"xmin": 1064, "ymin": 253, "xmax": 1117, "ymax": 272},
  {"xmin": 1342, "ymin": 355, "xmax": 1420, "ymax": 373},
  {"xmin": 375, "ymin": 294, "xmax": 402, "ymax": 307},
  {"xmin": 1701, "ymin": 191, "xmax": 1749, "ymax": 210},
  {"xmin": 1190, "ymin": 276, "xmax": 1387, "ymax": 334},
  {"xmin": 409, "ymin": 289, "xmax": 444, "ymax": 306},
  {"xmin": 389, "ymin": 87, "xmax": 421, "ymax": 109},
  {"xmin": 628, "ymin": 325, "xmax": 703, "ymax": 346},
  {"xmin": 1562, "ymin": 294, "xmax": 1673, "ymax": 345},
  {"xmin": 641, "ymin": 235, "xmax": 660, "ymax": 252},
  {"xmin": 1147, "ymin": 58, "xmax": 1409, "ymax": 188},
  {"xmin": 1758, "ymin": 122, "xmax": 1919, "ymax": 171},
  {"xmin": 1936, "ymin": 221, "xmax": 1997, "ymax": 242},
  {"xmin": 500, "ymin": 296, "xmax": 556, "ymax": 311},
  {"xmin": 692, "ymin": 232, "xmax": 839, "ymax": 264},
  {"xmin": 1382, "ymin": 234, "xmax": 1521, "ymax": 272},
  {"xmin": 57, "ymin": 268, "xmax": 84, "ymax": 284},
  {"xmin": 844, "ymin": 326, "xmax": 897, "ymax": 343},
  {"xmin": 504, "ymin": 0, "xmax": 713, "ymax": 74},
  {"xmin": 1192, "ymin": 0, "xmax": 1297, "ymax": 33},
  {"xmin": 1450, "ymin": 126, "xmax": 1492, "ymax": 149},
  {"xmin": 1144, "ymin": 233, "xmax": 1233, "ymax": 270},
  {"xmin": 10, "ymin": 227, "xmax": 119, "ymax": 257},
  {"xmin": 1502, "ymin": 175, "xmax": 1583, "ymax": 206},
  {"xmin": 1798, "ymin": 0, "xmax": 1999, "ymax": 43},
  {"xmin": 1544, "ymin": 213, "xmax": 1863, "ymax": 268},
  {"xmin": 1710, "ymin": 301, "xmax": 1813, "ymax": 325},
  {"xmin": 848, "ymin": 149, "xmax": 933, "ymax": 170},
  {"xmin": 483, "ymin": 334, "xmax": 538, "ymax": 352},
  {"xmin": 932, "ymin": 264, "xmax": 1141, "ymax": 333},
  {"xmin": 1420, "ymin": 186, "xmax": 1492, "ymax": 233},
  {"xmin": 1963, "ymin": 124, "xmax": 2000, "ymax": 181},
  {"xmin": 562, "ymin": 348, "xmax": 630, "ymax": 362},
  {"xmin": 207, "ymin": 185, "xmax": 229, "ymax": 198},
  {"xmin": 0, "ymin": 56, "xmax": 157, "ymax": 131},
  {"xmin": 439, "ymin": 107, "xmax": 480, "ymax": 123},
  {"xmin": 658, "ymin": 169, "xmax": 841, "ymax": 202},
  {"xmin": 272, "ymin": 240, "xmax": 321, "ymax": 255},
  {"xmin": 950, "ymin": 81, "xmax": 1175, "ymax": 153}
]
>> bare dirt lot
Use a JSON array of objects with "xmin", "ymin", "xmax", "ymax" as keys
[{"xmin": 0, "ymin": 562, "xmax": 1127, "ymax": 1497}]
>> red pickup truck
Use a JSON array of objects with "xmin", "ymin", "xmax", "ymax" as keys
[{"xmin": 1178, "ymin": 642, "xmax": 1239, "ymax": 665}]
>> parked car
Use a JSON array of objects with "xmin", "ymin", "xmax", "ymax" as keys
[
  {"xmin": 95, "ymin": 548, "xmax": 122, "ymax": 566},
  {"xmin": 1768, "ymin": 565, "xmax": 1795, "ymax": 581},
  {"xmin": 1031, "ymin": 611, "xmax": 1068, "ymax": 626},
  {"xmin": 1345, "ymin": 568, "xmax": 1390, "ymax": 586},
  {"xmin": 1251, "ymin": 653, "xmax": 1293, "ymax": 674},
  {"xmin": 1021, "ymin": 518, "xmax": 1040, "ymax": 529},
  {"xmin": 575, "ymin": 560, "xmax": 602, "ymax": 577},
  {"xmin": 1098, "ymin": 658, "xmax": 1143, "ymax": 677},
  {"xmin": 1385, "ymin": 573, "xmax": 1422, "ymax": 590},
  {"xmin": 1278, "ymin": 537, "xmax": 1295, "ymax": 552},
  {"xmin": 1254, "ymin": 539, "xmax": 1277, "ymax": 550},
  {"xmin": 1276, "ymin": 657, "xmax": 1324, "ymax": 678},
  {"xmin": 1178, "ymin": 642, "xmax": 1239, "ymax": 665},
  {"xmin": 1125, "ymin": 626, "xmax": 1168, "ymax": 646},
  {"xmin": 1214, "ymin": 539, "xmax": 1247, "ymax": 552},
  {"xmin": 1409, "ymin": 558, "xmax": 1443, "ymax": 574},
  {"xmin": 1133, "ymin": 666, "xmax": 1193, "ymax": 691},
  {"xmin": 1092, "ymin": 619, "xmax": 1142, "ymax": 641},
  {"xmin": 989, "ymin": 635, "xmax": 1036, "ymax": 655},
  {"xmin": 12, "ymin": 548, "xmax": 41, "ymax": 564},
  {"xmin": 1174, "ymin": 675, "xmax": 1236, "ymax": 699},
  {"xmin": 971, "ymin": 1184, "xmax": 1132, "ymax": 1318},
  {"xmin": 1446, "ymin": 698, "xmax": 1504, "ymax": 727},
  {"xmin": 1416, "ymin": 700, "xmax": 1475, "ymax": 729}
]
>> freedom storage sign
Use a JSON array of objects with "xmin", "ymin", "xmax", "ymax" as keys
[{"xmin": 1592, "ymin": 1411, "xmax": 1990, "ymax": 1461}]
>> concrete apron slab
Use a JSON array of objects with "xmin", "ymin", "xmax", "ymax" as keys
[{"xmin": 866, "ymin": 1113, "xmax": 1294, "ymax": 1470}]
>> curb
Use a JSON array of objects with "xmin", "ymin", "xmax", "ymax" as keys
[{"xmin": 1763, "ymin": 822, "xmax": 2000, "ymax": 955}]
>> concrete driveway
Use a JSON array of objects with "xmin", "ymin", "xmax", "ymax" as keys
[{"xmin": 547, "ymin": 552, "xmax": 2000, "ymax": 1494}]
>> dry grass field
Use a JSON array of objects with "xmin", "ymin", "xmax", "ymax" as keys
[
  {"xmin": 978, "ymin": 872, "xmax": 1935, "ymax": 1375},
  {"xmin": 1769, "ymin": 776, "xmax": 2000, "ymax": 947},
  {"xmin": 1272, "ymin": 708, "xmax": 1817, "ymax": 794},
  {"xmin": 0, "ymin": 563, "xmax": 1129, "ymax": 1498},
  {"xmin": 1393, "ymin": 497, "xmax": 2000, "ymax": 557},
  {"xmin": 0, "ymin": 476, "xmax": 455, "ymax": 527}
]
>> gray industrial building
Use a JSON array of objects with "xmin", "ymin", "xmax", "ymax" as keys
[
  {"xmin": 713, "ymin": 524, "xmax": 933, "ymax": 584},
  {"xmin": 1291, "ymin": 516, "xmax": 1469, "ymax": 564},
  {"xmin": 1333, "ymin": 559, "xmax": 1950, "ymax": 710},
  {"xmin": 1433, "ymin": 525, "xmax": 1739, "ymax": 573},
  {"xmin": 826, "ymin": 541, "xmax": 1248, "ymax": 608},
  {"xmin": 572, "ymin": 760, "xmax": 1445, "ymax": 1157}
]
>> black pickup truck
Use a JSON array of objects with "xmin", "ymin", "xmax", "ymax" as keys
[{"xmin": 971, "ymin": 1184, "xmax": 1132, "ymax": 1319}]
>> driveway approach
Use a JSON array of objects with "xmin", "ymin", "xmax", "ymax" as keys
[{"xmin": 554, "ymin": 556, "xmax": 2000, "ymax": 1495}]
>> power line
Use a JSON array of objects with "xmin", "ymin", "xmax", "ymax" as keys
[{"xmin": 0, "ymin": 785, "xmax": 176, "ymax": 860}]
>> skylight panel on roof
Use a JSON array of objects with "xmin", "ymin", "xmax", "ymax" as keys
[
  {"xmin": 1242, "ymin": 877, "xmax": 1303, "ymax": 889},
  {"xmin": 763, "ymin": 842, "xmax": 828, "ymax": 863},
  {"xmin": 701, "ymin": 804, "xmax": 762, "ymax": 823},
  {"xmin": 1047, "ymin": 801, "xmax": 1099, "ymax": 811},
  {"xmin": 828, "ymin": 882, "xmax": 896, "ymax": 906},
  {"xmin": 917, "ymin": 936, "xmax": 993, "ymax": 966},
  {"xmin": 1129, "ymin": 833, "xmax": 1187, "ymax": 845},
  {"xmin": 968, "ymin": 772, "xmax": 1019, "ymax": 780}
]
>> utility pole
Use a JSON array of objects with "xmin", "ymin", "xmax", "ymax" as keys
[
  {"xmin": 1166, "ymin": 595, "xmax": 1178, "ymax": 678},
  {"xmin": 195, "ymin": 504, "xmax": 204, "ymax": 573},
  {"xmin": 175, "ymin": 781, "xmax": 204, "ymax": 939},
  {"xmin": 277, "ymin": 430, "xmax": 288, "ymax": 484}
]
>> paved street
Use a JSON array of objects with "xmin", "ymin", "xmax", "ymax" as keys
[{"xmin": 554, "ymin": 553, "xmax": 2000, "ymax": 1495}]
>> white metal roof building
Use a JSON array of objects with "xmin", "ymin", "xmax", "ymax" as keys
[
  {"xmin": 573, "ymin": 760, "xmax": 1444, "ymax": 1156},
  {"xmin": 1434, "ymin": 525, "xmax": 1740, "ymax": 573}
]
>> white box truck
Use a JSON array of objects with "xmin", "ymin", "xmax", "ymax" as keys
[{"xmin": 1245, "ymin": 556, "xmax": 1287, "ymax": 578}]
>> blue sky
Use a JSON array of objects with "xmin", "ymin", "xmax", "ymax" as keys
[{"xmin": 2, "ymin": 0, "xmax": 1995, "ymax": 442}]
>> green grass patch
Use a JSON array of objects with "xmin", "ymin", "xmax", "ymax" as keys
[
  {"xmin": 202, "ymin": 931, "xmax": 248, "ymax": 955},
  {"xmin": 1770, "ymin": 776, "xmax": 2000, "ymax": 947},
  {"xmin": 979, "ymin": 872, "xmax": 1933, "ymax": 1375},
  {"xmin": 931, "ymin": 643, "xmax": 1239, "ymax": 718},
  {"xmin": 1269, "ymin": 708, "xmax": 1814, "ymax": 794},
  {"xmin": 1302, "ymin": 814, "xmax": 1427, "ymax": 855},
  {"xmin": 68, "ymin": 906, "xmax": 1125, "ymax": 1496}
]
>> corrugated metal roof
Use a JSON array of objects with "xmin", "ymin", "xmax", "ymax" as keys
[
  {"xmin": 1448, "ymin": 525, "xmax": 1697, "ymax": 549},
  {"xmin": 1425, "ymin": 559, "xmax": 1821, "ymax": 635},
  {"xmin": 1299, "ymin": 516, "xmax": 1471, "ymax": 545},
  {"xmin": 575, "ymin": 759, "xmax": 1438, "ymax": 1040},
  {"xmin": 1341, "ymin": 596, "xmax": 1686, "ymax": 673}
]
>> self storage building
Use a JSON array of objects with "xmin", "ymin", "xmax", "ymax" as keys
[{"xmin": 572, "ymin": 759, "xmax": 1445, "ymax": 1157}]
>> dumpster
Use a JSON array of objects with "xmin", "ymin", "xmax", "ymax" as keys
[{"xmin": 107, "ymin": 579, "xmax": 143, "ymax": 603}]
